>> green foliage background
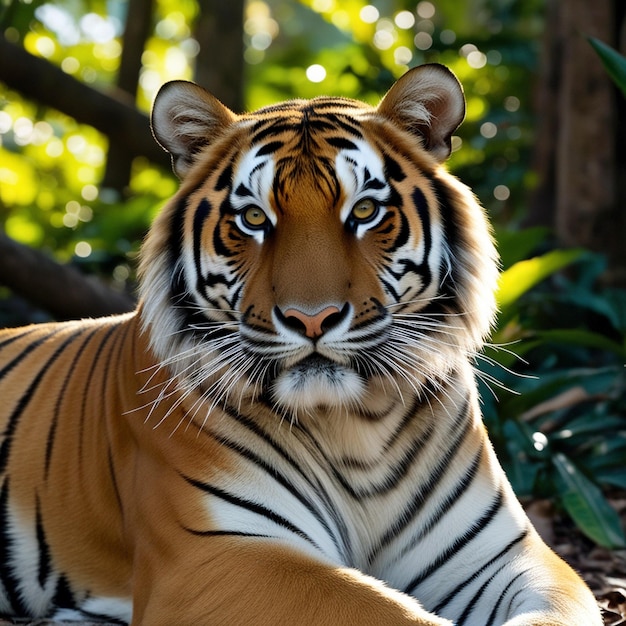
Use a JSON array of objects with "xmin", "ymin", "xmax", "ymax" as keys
[
  {"xmin": 0, "ymin": 0, "xmax": 541, "ymax": 268},
  {"xmin": 0, "ymin": 0, "xmax": 625, "ymax": 546}
]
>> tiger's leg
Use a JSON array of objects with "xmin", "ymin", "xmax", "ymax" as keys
[
  {"xmin": 494, "ymin": 530, "xmax": 602, "ymax": 626},
  {"xmin": 131, "ymin": 539, "xmax": 453, "ymax": 626}
]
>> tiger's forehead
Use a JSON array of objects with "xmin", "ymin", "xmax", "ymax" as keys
[
  {"xmin": 242, "ymin": 97, "xmax": 374, "ymax": 146},
  {"xmin": 249, "ymin": 96, "xmax": 373, "ymax": 119},
  {"xmin": 230, "ymin": 102, "xmax": 389, "ymax": 214}
]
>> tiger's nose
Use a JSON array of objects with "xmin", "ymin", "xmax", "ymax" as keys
[{"xmin": 277, "ymin": 304, "xmax": 348, "ymax": 339}]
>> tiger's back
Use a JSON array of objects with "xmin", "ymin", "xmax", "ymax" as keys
[
  {"xmin": 0, "ymin": 64, "xmax": 602, "ymax": 625},
  {"xmin": 0, "ymin": 316, "xmax": 137, "ymax": 619}
]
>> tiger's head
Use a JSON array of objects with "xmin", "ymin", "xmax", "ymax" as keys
[{"xmin": 139, "ymin": 64, "xmax": 498, "ymax": 420}]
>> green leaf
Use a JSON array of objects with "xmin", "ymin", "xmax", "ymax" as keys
[
  {"xmin": 534, "ymin": 329, "xmax": 626, "ymax": 358},
  {"xmin": 552, "ymin": 453, "xmax": 626, "ymax": 548},
  {"xmin": 496, "ymin": 248, "xmax": 586, "ymax": 316},
  {"xmin": 495, "ymin": 227, "xmax": 550, "ymax": 270},
  {"xmin": 588, "ymin": 37, "xmax": 626, "ymax": 98},
  {"xmin": 551, "ymin": 414, "xmax": 625, "ymax": 440},
  {"xmin": 547, "ymin": 285, "xmax": 626, "ymax": 334},
  {"xmin": 592, "ymin": 469, "xmax": 626, "ymax": 491},
  {"xmin": 501, "ymin": 419, "xmax": 540, "ymax": 496}
]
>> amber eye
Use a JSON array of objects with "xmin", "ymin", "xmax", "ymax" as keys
[
  {"xmin": 242, "ymin": 206, "xmax": 269, "ymax": 229},
  {"xmin": 351, "ymin": 198, "xmax": 378, "ymax": 222}
]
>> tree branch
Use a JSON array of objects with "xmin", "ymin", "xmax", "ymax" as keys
[
  {"xmin": 0, "ymin": 231, "xmax": 135, "ymax": 320},
  {"xmin": 0, "ymin": 34, "xmax": 170, "ymax": 170}
]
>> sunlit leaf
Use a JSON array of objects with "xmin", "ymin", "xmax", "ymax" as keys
[
  {"xmin": 5, "ymin": 214, "xmax": 45, "ymax": 246},
  {"xmin": 496, "ymin": 248, "xmax": 586, "ymax": 311}
]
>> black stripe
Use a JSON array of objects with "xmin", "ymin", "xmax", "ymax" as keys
[
  {"xmin": 167, "ymin": 196, "xmax": 200, "ymax": 325},
  {"xmin": 107, "ymin": 448, "xmax": 123, "ymax": 514},
  {"xmin": 383, "ymin": 153, "xmax": 406, "ymax": 182},
  {"xmin": 250, "ymin": 121, "xmax": 298, "ymax": 144},
  {"xmin": 77, "ymin": 325, "xmax": 119, "ymax": 469},
  {"xmin": 432, "ymin": 175, "xmax": 460, "ymax": 251},
  {"xmin": 102, "ymin": 319, "xmax": 130, "ymax": 517},
  {"xmin": 341, "ymin": 393, "xmax": 426, "ymax": 467},
  {"xmin": 484, "ymin": 569, "xmax": 527, "ymax": 626},
  {"xmin": 0, "ymin": 479, "xmax": 30, "ymax": 615},
  {"xmin": 433, "ymin": 529, "xmax": 529, "ymax": 615},
  {"xmin": 255, "ymin": 141, "xmax": 283, "ymax": 157},
  {"xmin": 183, "ymin": 527, "xmax": 271, "ymax": 539},
  {"xmin": 208, "ymin": 405, "xmax": 353, "ymax": 561},
  {"xmin": 52, "ymin": 573, "xmax": 77, "ymax": 610},
  {"xmin": 367, "ymin": 399, "xmax": 472, "ymax": 562},
  {"xmin": 35, "ymin": 495, "xmax": 52, "ymax": 588},
  {"xmin": 209, "ymin": 431, "xmax": 346, "ymax": 560},
  {"xmin": 0, "ymin": 328, "xmax": 63, "ymax": 382},
  {"xmin": 457, "ymin": 561, "xmax": 510, "ymax": 626},
  {"xmin": 326, "ymin": 136, "xmax": 358, "ymax": 151},
  {"xmin": 0, "ymin": 329, "xmax": 86, "ymax": 474},
  {"xmin": 77, "ymin": 609, "xmax": 128, "ymax": 625},
  {"xmin": 215, "ymin": 161, "xmax": 233, "ymax": 191},
  {"xmin": 0, "ymin": 327, "xmax": 39, "ymax": 352},
  {"xmin": 167, "ymin": 195, "xmax": 188, "ymax": 270},
  {"xmin": 309, "ymin": 98, "xmax": 360, "ymax": 110},
  {"xmin": 234, "ymin": 182, "xmax": 253, "ymax": 198},
  {"xmin": 363, "ymin": 177, "xmax": 386, "ymax": 191},
  {"xmin": 45, "ymin": 326, "xmax": 102, "ymax": 479},
  {"xmin": 380, "ymin": 444, "xmax": 485, "ymax": 567},
  {"xmin": 324, "ymin": 113, "xmax": 364, "ymax": 138},
  {"xmin": 405, "ymin": 489, "xmax": 505, "ymax": 594},
  {"xmin": 182, "ymin": 475, "xmax": 323, "ymax": 553},
  {"xmin": 193, "ymin": 198, "xmax": 211, "ymax": 295},
  {"xmin": 431, "ymin": 175, "xmax": 463, "ymax": 304},
  {"xmin": 410, "ymin": 186, "xmax": 433, "ymax": 291},
  {"xmin": 337, "ymin": 393, "xmax": 470, "ymax": 503}
]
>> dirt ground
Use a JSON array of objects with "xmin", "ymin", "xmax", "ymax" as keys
[{"xmin": 2, "ymin": 494, "xmax": 625, "ymax": 625}]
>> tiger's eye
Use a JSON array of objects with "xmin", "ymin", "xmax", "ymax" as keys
[
  {"xmin": 351, "ymin": 198, "xmax": 378, "ymax": 222},
  {"xmin": 243, "ymin": 207, "xmax": 268, "ymax": 229}
]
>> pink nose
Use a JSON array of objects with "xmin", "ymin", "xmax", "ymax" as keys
[{"xmin": 282, "ymin": 306, "xmax": 342, "ymax": 339}]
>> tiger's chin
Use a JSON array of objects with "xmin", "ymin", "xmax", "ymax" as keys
[{"xmin": 271, "ymin": 355, "xmax": 365, "ymax": 413}]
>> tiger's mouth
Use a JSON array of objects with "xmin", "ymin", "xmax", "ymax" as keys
[
  {"xmin": 270, "ymin": 352, "xmax": 366, "ymax": 412},
  {"xmin": 238, "ymin": 310, "xmax": 392, "ymax": 412},
  {"xmin": 287, "ymin": 353, "xmax": 343, "ymax": 378}
]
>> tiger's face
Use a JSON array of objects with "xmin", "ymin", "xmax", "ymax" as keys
[{"xmin": 140, "ymin": 64, "xmax": 498, "ymax": 419}]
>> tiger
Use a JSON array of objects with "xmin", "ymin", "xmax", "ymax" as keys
[{"xmin": 0, "ymin": 63, "xmax": 601, "ymax": 625}]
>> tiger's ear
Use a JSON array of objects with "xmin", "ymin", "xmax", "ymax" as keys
[
  {"xmin": 151, "ymin": 80, "xmax": 237, "ymax": 178},
  {"xmin": 377, "ymin": 64, "xmax": 465, "ymax": 162}
]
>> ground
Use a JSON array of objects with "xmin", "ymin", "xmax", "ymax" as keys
[
  {"xmin": 1, "ymin": 494, "xmax": 625, "ymax": 625},
  {"xmin": 526, "ymin": 492, "xmax": 626, "ymax": 626}
]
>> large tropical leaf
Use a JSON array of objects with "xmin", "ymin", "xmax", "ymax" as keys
[
  {"xmin": 552, "ymin": 453, "xmax": 626, "ymax": 549},
  {"xmin": 588, "ymin": 37, "xmax": 626, "ymax": 98}
]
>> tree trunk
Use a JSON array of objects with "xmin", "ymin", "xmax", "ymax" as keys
[
  {"xmin": 528, "ymin": 0, "xmax": 626, "ymax": 285},
  {"xmin": 102, "ymin": 0, "xmax": 154, "ymax": 192},
  {"xmin": 193, "ymin": 0, "xmax": 245, "ymax": 112}
]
